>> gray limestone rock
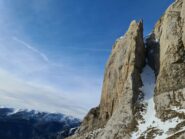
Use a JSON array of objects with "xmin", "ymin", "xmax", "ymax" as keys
[
  {"xmin": 67, "ymin": 0, "xmax": 185, "ymax": 138},
  {"xmin": 67, "ymin": 20, "xmax": 145, "ymax": 139}
]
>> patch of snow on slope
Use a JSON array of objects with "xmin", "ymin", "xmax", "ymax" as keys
[
  {"xmin": 172, "ymin": 108, "xmax": 185, "ymax": 113},
  {"xmin": 132, "ymin": 65, "xmax": 183, "ymax": 139}
]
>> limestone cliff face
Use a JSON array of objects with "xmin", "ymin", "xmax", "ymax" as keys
[
  {"xmin": 145, "ymin": 0, "xmax": 185, "ymax": 138},
  {"xmin": 149, "ymin": 0, "xmax": 185, "ymax": 120},
  {"xmin": 67, "ymin": 20, "xmax": 145, "ymax": 139},
  {"xmin": 67, "ymin": 0, "xmax": 185, "ymax": 138}
]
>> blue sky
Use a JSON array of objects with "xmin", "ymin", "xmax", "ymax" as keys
[{"xmin": 0, "ymin": 0, "xmax": 173, "ymax": 118}]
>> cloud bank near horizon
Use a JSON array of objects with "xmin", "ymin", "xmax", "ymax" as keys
[
  {"xmin": 0, "ymin": 0, "xmax": 107, "ymax": 118},
  {"xmin": 0, "ymin": 35, "xmax": 103, "ymax": 118}
]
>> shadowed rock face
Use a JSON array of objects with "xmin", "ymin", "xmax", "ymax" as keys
[{"xmin": 67, "ymin": 20, "xmax": 145, "ymax": 139}]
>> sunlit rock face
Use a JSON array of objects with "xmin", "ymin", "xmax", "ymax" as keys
[
  {"xmin": 67, "ymin": 0, "xmax": 185, "ymax": 138},
  {"xmin": 146, "ymin": 0, "xmax": 185, "ymax": 138},
  {"xmin": 152, "ymin": 0, "xmax": 185, "ymax": 120},
  {"xmin": 67, "ymin": 20, "xmax": 145, "ymax": 139}
]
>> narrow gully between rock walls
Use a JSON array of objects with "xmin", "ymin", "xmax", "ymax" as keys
[{"xmin": 131, "ymin": 64, "xmax": 184, "ymax": 139}]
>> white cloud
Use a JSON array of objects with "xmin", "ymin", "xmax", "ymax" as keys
[
  {"xmin": 0, "ymin": 37, "xmax": 102, "ymax": 118},
  {"xmin": 12, "ymin": 37, "xmax": 49, "ymax": 62},
  {"xmin": 0, "ymin": 68, "xmax": 94, "ymax": 118},
  {"xmin": 0, "ymin": 0, "xmax": 102, "ymax": 119}
]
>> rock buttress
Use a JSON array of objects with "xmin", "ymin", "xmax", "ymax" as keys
[
  {"xmin": 145, "ymin": 0, "xmax": 185, "ymax": 136},
  {"xmin": 67, "ymin": 20, "xmax": 145, "ymax": 139},
  {"xmin": 148, "ymin": 0, "xmax": 185, "ymax": 120}
]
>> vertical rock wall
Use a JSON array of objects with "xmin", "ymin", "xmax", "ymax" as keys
[
  {"xmin": 67, "ymin": 20, "xmax": 145, "ymax": 139},
  {"xmin": 67, "ymin": 0, "xmax": 185, "ymax": 138},
  {"xmin": 151, "ymin": 0, "xmax": 185, "ymax": 120}
]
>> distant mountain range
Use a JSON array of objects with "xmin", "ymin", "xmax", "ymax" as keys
[{"xmin": 0, "ymin": 107, "xmax": 80, "ymax": 139}]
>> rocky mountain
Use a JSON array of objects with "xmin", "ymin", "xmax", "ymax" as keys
[
  {"xmin": 0, "ymin": 107, "xmax": 80, "ymax": 139},
  {"xmin": 67, "ymin": 0, "xmax": 185, "ymax": 138}
]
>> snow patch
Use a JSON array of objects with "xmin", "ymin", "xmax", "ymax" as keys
[
  {"xmin": 171, "ymin": 107, "xmax": 185, "ymax": 113},
  {"xmin": 131, "ymin": 65, "xmax": 183, "ymax": 139},
  {"xmin": 155, "ymin": 39, "xmax": 159, "ymax": 43}
]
